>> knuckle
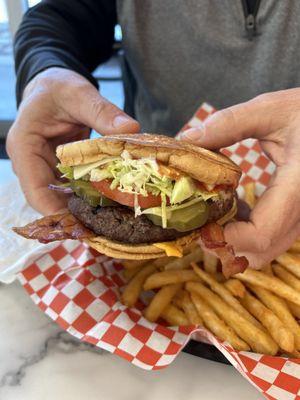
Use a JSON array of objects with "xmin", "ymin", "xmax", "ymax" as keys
[
  {"xmin": 209, "ymin": 107, "xmax": 238, "ymax": 130},
  {"xmin": 219, "ymin": 107, "xmax": 236, "ymax": 123},
  {"xmin": 254, "ymin": 234, "xmax": 272, "ymax": 254},
  {"xmin": 251, "ymin": 92, "xmax": 274, "ymax": 105},
  {"xmin": 92, "ymin": 99, "xmax": 112, "ymax": 121}
]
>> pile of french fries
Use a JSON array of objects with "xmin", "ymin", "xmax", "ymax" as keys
[{"xmin": 120, "ymin": 183, "xmax": 300, "ymax": 357}]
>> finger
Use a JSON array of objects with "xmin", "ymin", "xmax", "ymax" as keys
[
  {"xmin": 59, "ymin": 84, "xmax": 140, "ymax": 135},
  {"xmin": 224, "ymin": 166, "xmax": 300, "ymax": 267},
  {"xmin": 20, "ymin": 158, "xmax": 67, "ymax": 215},
  {"xmin": 229, "ymin": 201, "xmax": 299, "ymax": 265},
  {"xmin": 226, "ymin": 220, "xmax": 300, "ymax": 268},
  {"xmin": 11, "ymin": 141, "xmax": 67, "ymax": 215},
  {"xmin": 178, "ymin": 94, "xmax": 285, "ymax": 149}
]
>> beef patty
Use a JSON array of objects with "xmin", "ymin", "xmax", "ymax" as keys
[
  {"xmin": 68, "ymin": 191, "xmax": 234, "ymax": 244},
  {"xmin": 207, "ymin": 190, "xmax": 234, "ymax": 221},
  {"xmin": 68, "ymin": 195, "xmax": 186, "ymax": 243}
]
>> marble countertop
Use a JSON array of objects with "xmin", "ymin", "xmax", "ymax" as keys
[{"xmin": 0, "ymin": 160, "xmax": 262, "ymax": 400}]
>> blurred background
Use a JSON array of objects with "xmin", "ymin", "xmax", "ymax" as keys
[{"xmin": 0, "ymin": 0, "xmax": 124, "ymax": 149}]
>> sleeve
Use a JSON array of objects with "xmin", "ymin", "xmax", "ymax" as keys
[{"xmin": 14, "ymin": 0, "xmax": 117, "ymax": 105}]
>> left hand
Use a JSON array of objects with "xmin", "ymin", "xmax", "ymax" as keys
[{"xmin": 179, "ymin": 89, "xmax": 300, "ymax": 268}]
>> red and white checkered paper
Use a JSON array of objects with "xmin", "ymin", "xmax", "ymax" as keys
[{"xmin": 17, "ymin": 104, "xmax": 300, "ymax": 400}]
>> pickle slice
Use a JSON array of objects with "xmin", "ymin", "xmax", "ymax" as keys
[
  {"xmin": 146, "ymin": 201, "xmax": 209, "ymax": 232},
  {"xmin": 70, "ymin": 180, "xmax": 117, "ymax": 207}
]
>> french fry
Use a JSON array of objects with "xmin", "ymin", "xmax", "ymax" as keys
[
  {"xmin": 203, "ymin": 252, "xmax": 218, "ymax": 274},
  {"xmin": 276, "ymin": 253, "xmax": 300, "ymax": 279},
  {"xmin": 273, "ymin": 261, "xmax": 300, "ymax": 317},
  {"xmin": 235, "ymin": 269, "xmax": 300, "ymax": 306},
  {"xmin": 153, "ymin": 256, "xmax": 177, "ymax": 270},
  {"xmin": 190, "ymin": 292, "xmax": 250, "ymax": 351},
  {"xmin": 143, "ymin": 269, "xmax": 199, "ymax": 290},
  {"xmin": 121, "ymin": 263, "xmax": 157, "ymax": 307},
  {"xmin": 144, "ymin": 283, "xmax": 181, "ymax": 322},
  {"xmin": 183, "ymin": 242, "xmax": 199, "ymax": 254},
  {"xmin": 241, "ymin": 289, "xmax": 294, "ymax": 353},
  {"xmin": 173, "ymin": 290, "xmax": 203, "ymax": 325},
  {"xmin": 164, "ymin": 246, "xmax": 203, "ymax": 270},
  {"xmin": 248, "ymin": 284, "xmax": 300, "ymax": 350},
  {"xmin": 261, "ymin": 263, "xmax": 274, "ymax": 276},
  {"xmin": 244, "ymin": 182, "xmax": 256, "ymax": 209},
  {"xmin": 122, "ymin": 260, "xmax": 149, "ymax": 270},
  {"xmin": 214, "ymin": 272, "xmax": 226, "ymax": 283},
  {"xmin": 122, "ymin": 257, "xmax": 174, "ymax": 271},
  {"xmin": 273, "ymin": 263, "xmax": 300, "ymax": 292},
  {"xmin": 186, "ymin": 281, "xmax": 278, "ymax": 355},
  {"xmin": 224, "ymin": 279, "xmax": 246, "ymax": 298},
  {"xmin": 161, "ymin": 304, "xmax": 190, "ymax": 326},
  {"xmin": 123, "ymin": 257, "xmax": 172, "ymax": 280},
  {"xmin": 288, "ymin": 240, "xmax": 300, "ymax": 254},
  {"xmin": 122, "ymin": 265, "xmax": 144, "ymax": 281},
  {"xmin": 191, "ymin": 263, "xmax": 263, "ymax": 329},
  {"xmin": 287, "ymin": 301, "xmax": 300, "ymax": 319}
]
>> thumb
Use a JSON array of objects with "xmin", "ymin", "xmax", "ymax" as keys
[
  {"xmin": 224, "ymin": 166, "xmax": 300, "ymax": 267},
  {"xmin": 63, "ymin": 82, "xmax": 140, "ymax": 135},
  {"xmin": 178, "ymin": 95, "xmax": 278, "ymax": 149}
]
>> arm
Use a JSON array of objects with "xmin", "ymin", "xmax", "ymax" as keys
[
  {"xmin": 179, "ymin": 89, "xmax": 300, "ymax": 268},
  {"xmin": 15, "ymin": 0, "xmax": 117, "ymax": 104}
]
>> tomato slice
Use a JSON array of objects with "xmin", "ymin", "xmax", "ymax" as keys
[{"xmin": 91, "ymin": 180, "xmax": 162, "ymax": 208}]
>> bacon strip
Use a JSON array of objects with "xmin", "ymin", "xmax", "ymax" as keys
[
  {"xmin": 199, "ymin": 222, "xmax": 248, "ymax": 278},
  {"xmin": 14, "ymin": 215, "xmax": 248, "ymax": 277},
  {"xmin": 13, "ymin": 213, "xmax": 94, "ymax": 244}
]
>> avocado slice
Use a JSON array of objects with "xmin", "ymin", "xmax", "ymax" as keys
[{"xmin": 170, "ymin": 176, "xmax": 196, "ymax": 204}]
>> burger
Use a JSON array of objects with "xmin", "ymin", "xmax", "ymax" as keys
[{"xmin": 14, "ymin": 134, "xmax": 248, "ymax": 277}]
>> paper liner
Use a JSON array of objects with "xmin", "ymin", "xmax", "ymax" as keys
[{"xmin": 17, "ymin": 104, "xmax": 300, "ymax": 399}]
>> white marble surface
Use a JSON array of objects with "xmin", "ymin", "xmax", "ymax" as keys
[{"xmin": 0, "ymin": 160, "xmax": 263, "ymax": 400}]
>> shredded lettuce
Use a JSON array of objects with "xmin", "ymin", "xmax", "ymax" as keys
[
  {"xmin": 160, "ymin": 193, "xmax": 167, "ymax": 228},
  {"xmin": 134, "ymin": 193, "xmax": 141, "ymax": 217},
  {"xmin": 90, "ymin": 151, "xmax": 174, "ymax": 199}
]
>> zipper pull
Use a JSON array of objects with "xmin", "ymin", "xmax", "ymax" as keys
[{"xmin": 245, "ymin": 14, "xmax": 256, "ymax": 40}]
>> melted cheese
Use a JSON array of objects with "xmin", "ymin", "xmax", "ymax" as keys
[{"xmin": 153, "ymin": 242, "xmax": 183, "ymax": 257}]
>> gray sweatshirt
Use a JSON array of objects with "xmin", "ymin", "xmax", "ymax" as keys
[
  {"xmin": 15, "ymin": 1, "xmax": 300, "ymax": 135},
  {"xmin": 117, "ymin": 0, "xmax": 300, "ymax": 134}
]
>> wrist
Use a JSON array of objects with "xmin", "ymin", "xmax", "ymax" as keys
[{"xmin": 22, "ymin": 67, "xmax": 74, "ymax": 101}]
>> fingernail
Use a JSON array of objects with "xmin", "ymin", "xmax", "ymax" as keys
[
  {"xmin": 179, "ymin": 128, "xmax": 202, "ymax": 141},
  {"xmin": 113, "ymin": 114, "xmax": 133, "ymax": 128}
]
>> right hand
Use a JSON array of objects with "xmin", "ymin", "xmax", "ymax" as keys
[
  {"xmin": 179, "ymin": 90, "xmax": 300, "ymax": 268},
  {"xmin": 6, "ymin": 67, "xmax": 140, "ymax": 215}
]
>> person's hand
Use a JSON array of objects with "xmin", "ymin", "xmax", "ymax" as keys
[
  {"xmin": 6, "ymin": 68, "xmax": 140, "ymax": 215},
  {"xmin": 179, "ymin": 89, "xmax": 300, "ymax": 268}
]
